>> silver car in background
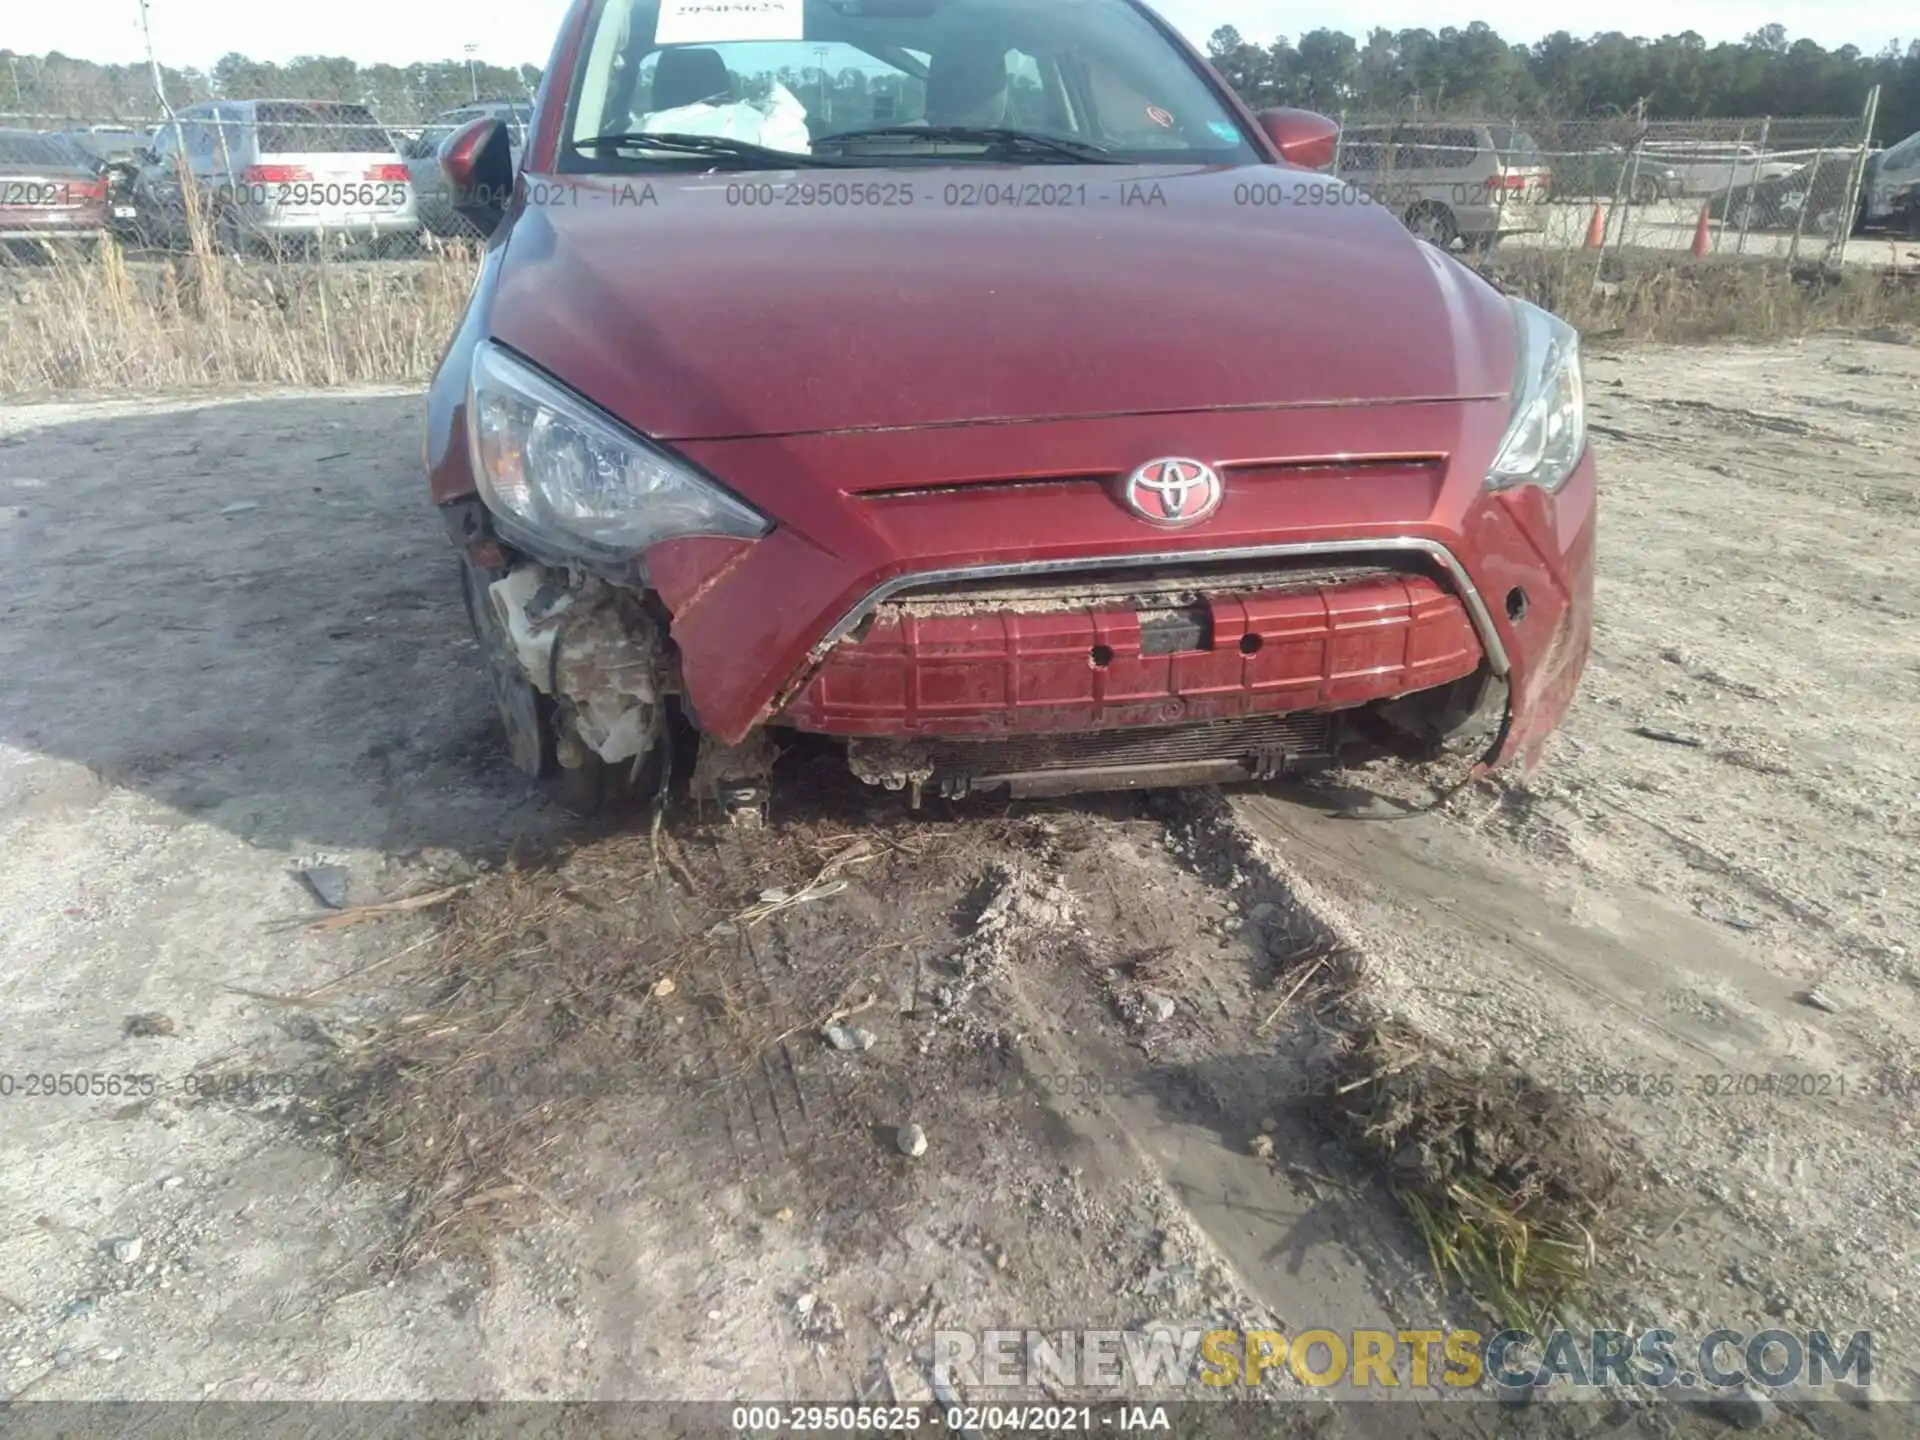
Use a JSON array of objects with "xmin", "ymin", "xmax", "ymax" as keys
[
  {"xmin": 1335, "ymin": 121, "xmax": 1552, "ymax": 252},
  {"xmin": 131, "ymin": 99, "xmax": 419, "ymax": 252},
  {"xmin": 1862, "ymin": 129, "xmax": 1920, "ymax": 232},
  {"xmin": 402, "ymin": 102, "xmax": 528, "ymax": 236}
]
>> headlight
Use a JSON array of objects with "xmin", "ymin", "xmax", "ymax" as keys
[
  {"xmin": 467, "ymin": 342, "xmax": 770, "ymax": 561},
  {"xmin": 1487, "ymin": 298, "xmax": 1586, "ymax": 494}
]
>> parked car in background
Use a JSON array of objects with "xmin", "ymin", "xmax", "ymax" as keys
[
  {"xmin": 0, "ymin": 129, "xmax": 110, "ymax": 259},
  {"xmin": 1860, "ymin": 129, "xmax": 1920, "ymax": 233},
  {"xmin": 425, "ymin": 0, "xmax": 1595, "ymax": 815},
  {"xmin": 55, "ymin": 127, "xmax": 145, "ymax": 235},
  {"xmin": 1635, "ymin": 140, "xmax": 1798, "ymax": 196},
  {"xmin": 128, "ymin": 99, "xmax": 419, "ymax": 253},
  {"xmin": 403, "ymin": 101, "xmax": 529, "ymax": 235},
  {"xmin": 1893, "ymin": 178, "xmax": 1920, "ymax": 237},
  {"xmin": 1335, "ymin": 121, "xmax": 1551, "ymax": 251},
  {"xmin": 58, "ymin": 126, "xmax": 148, "ymax": 165},
  {"xmin": 1545, "ymin": 143, "xmax": 1678, "ymax": 204},
  {"xmin": 1713, "ymin": 154, "xmax": 1855, "ymax": 236}
]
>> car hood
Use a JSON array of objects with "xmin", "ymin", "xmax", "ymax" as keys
[{"xmin": 488, "ymin": 164, "xmax": 1517, "ymax": 442}]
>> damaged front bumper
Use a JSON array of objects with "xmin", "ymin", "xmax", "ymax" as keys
[{"xmin": 443, "ymin": 405, "xmax": 1595, "ymax": 802}]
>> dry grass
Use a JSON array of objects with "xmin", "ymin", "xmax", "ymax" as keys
[
  {"xmin": 1488, "ymin": 247, "xmax": 1920, "ymax": 343},
  {"xmin": 4, "ymin": 209, "xmax": 1916, "ymax": 401},
  {"xmin": 292, "ymin": 821, "xmax": 917, "ymax": 1270},
  {"xmin": 0, "ymin": 228, "xmax": 476, "ymax": 397},
  {"xmin": 1317, "ymin": 1020, "xmax": 1623, "ymax": 1332}
]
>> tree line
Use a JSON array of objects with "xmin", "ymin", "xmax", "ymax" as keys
[
  {"xmin": 1206, "ymin": 23, "xmax": 1919, "ymax": 139},
  {"xmin": 0, "ymin": 51, "xmax": 541, "ymax": 128},
  {"xmin": 3, "ymin": 23, "xmax": 1918, "ymax": 141}
]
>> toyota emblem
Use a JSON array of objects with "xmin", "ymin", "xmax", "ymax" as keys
[{"xmin": 1119, "ymin": 457, "xmax": 1223, "ymax": 526}]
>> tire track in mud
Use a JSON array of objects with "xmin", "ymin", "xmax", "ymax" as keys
[{"xmin": 266, "ymin": 773, "xmax": 1878, "ymax": 1430}]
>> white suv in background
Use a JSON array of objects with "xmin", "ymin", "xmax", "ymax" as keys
[
  {"xmin": 132, "ymin": 99, "xmax": 419, "ymax": 252},
  {"xmin": 1335, "ymin": 121, "xmax": 1552, "ymax": 252}
]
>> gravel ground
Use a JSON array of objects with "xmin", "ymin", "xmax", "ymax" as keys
[{"xmin": 0, "ymin": 336, "xmax": 1915, "ymax": 1433}]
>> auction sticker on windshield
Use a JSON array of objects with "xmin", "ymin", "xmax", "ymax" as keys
[{"xmin": 656, "ymin": 0, "xmax": 802, "ymax": 44}]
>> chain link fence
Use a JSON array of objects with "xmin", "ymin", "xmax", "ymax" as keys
[
  {"xmin": 2, "ymin": 75, "xmax": 527, "ymax": 259},
  {"xmin": 0, "ymin": 65, "xmax": 1911, "ymax": 270},
  {"xmin": 3, "ymin": 60, "xmax": 1916, "ymax": 393},
  {"xmin": 1327, "ymin": 106, "xmax": 1916, "ymax": 273}
]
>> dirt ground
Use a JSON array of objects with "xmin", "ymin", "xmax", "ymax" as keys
[{"xmin": 0, "ymin": 335, "xmax": 1916, "ymax": 1433}]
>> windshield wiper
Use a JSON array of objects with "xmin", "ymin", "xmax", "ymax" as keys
[
  {"xmin": 573, "ymin": 131, "xmax": 863, "ymax": 168},
  {"xmin": 811, "ymin": 125, "xmax": 1121, "ymax": 162}
]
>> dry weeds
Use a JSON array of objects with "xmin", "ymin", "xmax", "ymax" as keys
[
  {"xmin": 1318, "ymin": 1020, "xmax": 1623, "ymax": 1332},
  {"xmin": 0, "ymin": 233, "xmax": 476, "ymax": 397},
  {"xmin": 282, "ymin": 816, "xmax": 934, "ymax": 1270},
  {"xmin": 1489, "ymin": 247, "xmax": 1920, "ymax": 343},
  {"xmin": 4, "ymin": 215, "xmax": 1917, "ymax": 400}
]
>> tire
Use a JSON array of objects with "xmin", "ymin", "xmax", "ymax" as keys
[
  {"xmin": 457, "ymin": 554, "xmax": 665, "ymax": 818},
  {"xmin": 549, "ymin": 723, "xmax": 667, "ymax": 818},
  {"xmin": 1632, "ymin": 175, "xmax": 1664, "ymax": 205},
  {"xmin": 1403, "ymin": 202, "xmax": 1459, "ymax": 250}
]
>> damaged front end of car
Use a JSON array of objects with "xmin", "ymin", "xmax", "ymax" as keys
[
  {"xmin": 444, "ymin": 342, "xmax": 782, "ymax": 817},
  {"xmin": 437, "ymin": 289, "xmax": 1591, "ymax": 816}
]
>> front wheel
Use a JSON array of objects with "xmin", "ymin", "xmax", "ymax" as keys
[{"xmin": 457, "ymin": 555, "xmax": 666, "ymax": 817}]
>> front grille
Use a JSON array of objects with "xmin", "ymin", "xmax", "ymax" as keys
[{"xmin": 882, "ymin": 557, "xmax": 1422, "ymax": 616}]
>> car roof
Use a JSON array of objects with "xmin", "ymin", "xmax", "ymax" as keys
[{"xmin": 185, "ymin": 98, "xmax": 384, "ymax": 114}]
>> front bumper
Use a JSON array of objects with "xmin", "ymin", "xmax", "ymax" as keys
[
  {"xmin": 777, "ymin": 547, "xmax": 1491, "ymax": 736},
  {"xmin": 242, "ymin": 210, "xmax": 420, "ymax": 238},
  {"xmin": 0, "ymin": 222, "xmax": 107, "ymax": 242},
  {"xmin": 439, "ymin": 393, "xmax": 1595, "ymax": 778}
]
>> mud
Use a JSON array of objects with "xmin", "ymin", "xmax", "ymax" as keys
[{"xmin": 1, "ymin": 338, "xmax": 1916, "ymax": 1433}]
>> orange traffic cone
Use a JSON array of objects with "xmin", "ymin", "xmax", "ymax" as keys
[
  {"xmin": 1691, "ymin": 203, "xmax": 1712, "ymax": 258},
  {"xmin": 1583, "ymin": 204, "xmax": 1606, "ymax": 249}
]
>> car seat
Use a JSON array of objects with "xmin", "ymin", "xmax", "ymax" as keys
[
  {"xmin": 924, "ymin": 38, "xmax": 1009, "ymax": 127},
  {"xmin": 652, "ymin": 48, "xmax": 733, "ymax": 111}
]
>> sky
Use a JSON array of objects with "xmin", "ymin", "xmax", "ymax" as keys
[{"xmin": 2, "ymin": 0, "xmax": 1906, "ymax": 71}]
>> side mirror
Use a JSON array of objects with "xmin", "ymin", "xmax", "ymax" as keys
[
  {"xmin": 1255, "ymin": 107, "xmax": 1340, "ymax": 171},
  {"xmin": 442, "ymin": 116, "xmax": 514, "ymax": 236}
]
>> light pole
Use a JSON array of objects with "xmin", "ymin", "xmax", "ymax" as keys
[
  {"xmin": 813, "ymin": 45, "xmax": 830, "ymax": 125},
  {"xmin": 137, "ymin": 0, "xmax": 173, "ymax": 117},
  {"xmin": 464, "ymin": 43, "xmax": 480, "ymax": 103}
]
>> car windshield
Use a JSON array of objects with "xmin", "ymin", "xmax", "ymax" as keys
[
  {"xmin": 562, "ymin": 0, "xmax": 1257, "ymax": 170},
  {"xmin": 255, "ymin": 102, "xmax": 394, "ymax": 155},
  {"xmin": 0, "ymin": 131, "xmax": 89, "ymax": 170}
]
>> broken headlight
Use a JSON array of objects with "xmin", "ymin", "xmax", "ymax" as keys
[
  {"xmin": 1486, "ymin": 298, "xmax": 1586, "ymax": 494},
  {"xmin": 467, "ymin": 342, "xmax": 770, "ymax": 561}
]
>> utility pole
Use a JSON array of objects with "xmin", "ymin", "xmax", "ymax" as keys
[
  {"xmin": 464, "ymin": 43, "xmax": 480, "ymax": 103},
  {"xmin": 137, "ymin": 0, "xmax": 173, "ymax": 117}
]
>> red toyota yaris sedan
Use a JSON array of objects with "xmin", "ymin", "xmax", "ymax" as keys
[{"xmin": 425, "ymin": 0, "xmax": 1593, "ymax": 814}]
